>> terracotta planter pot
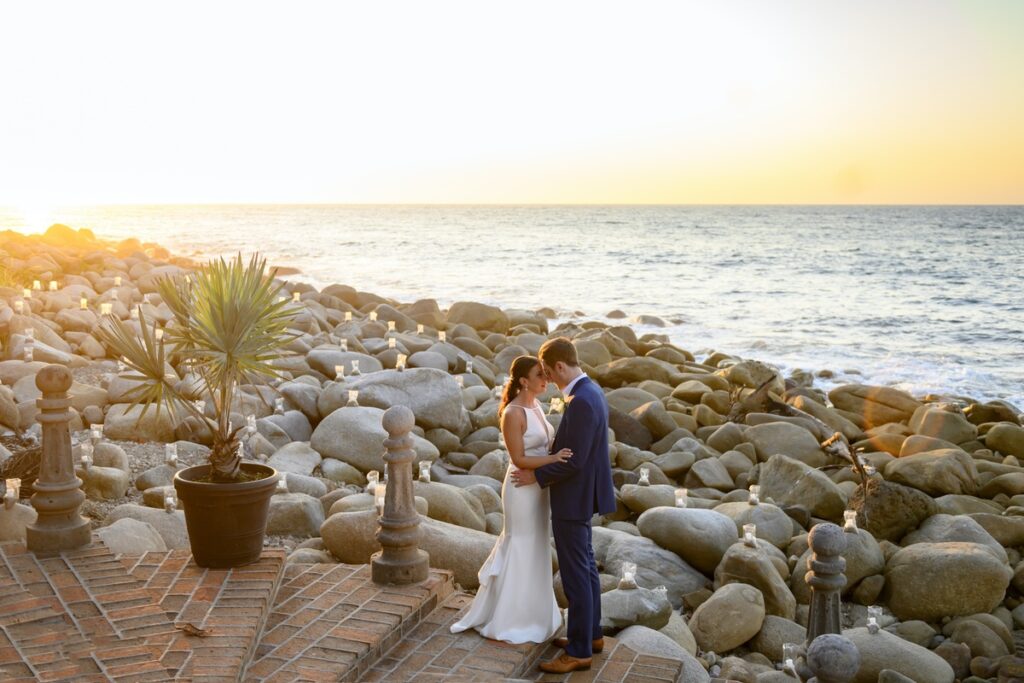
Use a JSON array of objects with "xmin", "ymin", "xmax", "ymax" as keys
[{"xmin": 173, "ymin": 463, "xmax": 279, "ymax": 568}]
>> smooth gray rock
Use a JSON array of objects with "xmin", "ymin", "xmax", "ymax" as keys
[{"xmin": 96, "ymin": 518, "xmax": 168, "ymax": 555}]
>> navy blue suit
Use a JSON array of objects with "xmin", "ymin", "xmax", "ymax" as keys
[{"xmin": 535, "ymin": 375, "xmax": 615, "ymax": 658}]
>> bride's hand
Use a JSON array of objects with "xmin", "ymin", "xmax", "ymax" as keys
[{"xmin": 551, "ymin": 448, "xmax": 572, "ymax": 464}]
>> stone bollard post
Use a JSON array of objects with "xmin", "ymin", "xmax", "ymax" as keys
[
  {"xmin": 805, "ymin": 633, "xmax": 860, "ymax": 683},
  {"xmin": 26, "ymin": 365, "xmax": 91, "ymax": 552},
  {"xmin": 805, "ymin": 522, "xmax": 848, "ymax": 643},
  {"xmin": 372, "ymin": 405, "xmax": 429, "ymax": 584}
]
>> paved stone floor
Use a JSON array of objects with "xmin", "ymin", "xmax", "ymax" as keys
[{"xmin": 0, "ymin": 538, "xmax": 686, "ymax": 682}]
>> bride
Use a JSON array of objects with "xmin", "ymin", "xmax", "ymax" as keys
[{"xmin": 450, "ymin": 355, "xmax": 571, "ymax": 643}]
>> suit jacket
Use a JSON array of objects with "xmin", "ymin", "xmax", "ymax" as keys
[{"xmin": 535, "ymin": 375, "xmax": 616, "ymax": 520}]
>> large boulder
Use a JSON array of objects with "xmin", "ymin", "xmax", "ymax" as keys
[
  {"xmin": 96, "ymin": 518, "xmax": 168, "ymax": 555},
  {"xmin": 714, "ymin": 542, "xmax": 796, "ymax": 619},
  {"xmin": 844, "ymin": 627, "xmax": 954, "ymax": 683},
  {"xmin": 885, "ymin": 448, "xmax": 978, "ymax": 496},
  {"xmin": 986, "ymin": 423, "xmax": 1024, "ymax": 458},
  {"xmin": 600, "ymin": 586, "xmax": 673, "ymax": 632},
  {"xmin": 713, "ymin": 502, "xmax": 794, "ymax": 550},
  {"xmin": 636, "ymin": 507, "xmax": 737, "ymax": 574},
  {"xmin": 268, "ymin": 441, "xmax": 322, "ymax": 476},
  {"xmin": 884, "ymin": 542, "xmax": 1011, "ymax": 621},
  {"xmin": 104, "ymin": 504, "xmax": 189, "ymax": 549},
  {"xmin": 342, "ymin": 368, "xmax": 469, "ymax": 434},
  {"xmin": 103, "ymin": 403, "xmax": 176, "ymax": 442},
  {"xmin": 267, "ymin": 493, "xmax": 325, "ymax": 537},
  {"xmin": 744, "ymin": 422, "xmax": 827, "ymax": 467},
  {"xmin": 846, "ymin": 478, "xmax": 937, "ymax": 542},
  {"xmin": 901, "ymin": 514, "xmax": 1007, "ymax": 563},
  {"xmin": 828, "ymin": 384, "xmax": 922, "ymax": 429},
  {"xmin": 616, "ymin": 627, "xmax": 710, "ymax": 683},
  {"xmin": 412, "ymin": 481, "xmax": 486, "ymax": 531},
  {"xmin": 446, "ymin": 301, "xmax": 509, "ymax": 334},
  {"xmin": 592, "ymin": 357, "xmax": 680, "ymax": 388},
  {"xmin": 310, "ymin": 406, "xmax": 439, "ymax": 472},
  {"xmin": 910, "ymin": 405, "xmax": 978, "ymax": 445},
  {"xmin": 757, "ymin": 454, "xmax": 846, "ymax": 521},
  {"xmin": 689, "ymin": 583, "xmax": 765, "ymax": 653},
  {"xmin": 593, "ymin": 527, "xmax": 710, "ymax": 609}
]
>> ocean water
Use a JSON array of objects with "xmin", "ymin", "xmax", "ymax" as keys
[{"xmin": 2, "ymin": 204, "xmax": 1022, "ymax": 408}]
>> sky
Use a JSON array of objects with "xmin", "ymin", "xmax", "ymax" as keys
[{"xmin": 1, "ymin": 0, "xmax": 1022, "ymax": 207}]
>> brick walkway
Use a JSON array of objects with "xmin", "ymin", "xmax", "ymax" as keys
[{"xmin": 0, "ymin": 538, "xmax": 687, "ymax": 682}]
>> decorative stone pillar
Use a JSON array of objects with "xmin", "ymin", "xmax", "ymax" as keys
[
  {"xmin": 805, "ymin": 633, "xmax": 861, "ymax": 683},
  {"xmin": 805, "ymin": 522, "xmax": 848, "ymax": 643},
  {"xmin": 26, "ymin": 365, "xmax": 91, "ymax": 552},
  {"xmin": 372, "ymin": 405, "xmax": 429, "ymax": 584}
]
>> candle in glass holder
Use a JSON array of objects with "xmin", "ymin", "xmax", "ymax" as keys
[
  {"xmin": 32, "ymin": 279, "xmax": 41, "ymax": 291},
  {"xmin": 388, "ymin": 337, "xmax": 396, "ymax": 349},
  {"xmin": 637, "ymin": 466, "xmax": 650, "ymax": 486},
  {"xmin": 350, "ymin": 359, "xmax": 360, "ymax": 375},
  {"xmin": 843, "ymin": 510, "xmax": 858, "ymax": 532},
  {"xmin": 396, "ymin": 353, "xmax": 407, "ymax": 371},
  {"xmin": 49, "ymin": 280, "xmax": 58, "ymax": 291},
  {"xmin": 419, "ymin": 461, "xmax": 431, "ymax": 482},
  {"xmin": 366, "ymin": 470, "xmax": 379, "ymax": 493},
  {"xmin": 90, "ymin": 423, "xmax": 103, "ymax": 441},
  {"xmin": 22, "ymin": 287, "xmax": 31, "ymax": 299},
  {"xmin": 246, "ymin": 414, "xmax": 257, "ymax": 435},
  {"xmin": 340, "ymin": 338, "xmax": 349, "ymax": 352},
  {"xmin": 164, "ymin": 492, "xmax": 177, "ymax": 513},
  {"xmin": 465, "ymin": 360, "xmax": 473, "ymax": 374},
  {"xmin": 438, "ymin": 331, "xmax": 446, "ymax": 343},
  {"xmin": 165, "ymin": 443, "xmax": 178, "ymax": 467},
  {"xmin": 25, "ymin": 327, "xmax": 34, "ymax": 340},
  {"xmin": 387, "ymin": 320, "xmax": 396, "ymax": 332},
  {"xmin": 276, "ymin": 474, "xmax": 288, "ymax": 493},
  {"xmin": 130, "ymin": 305, "xmax": 139, "ymax": 320},
  {"xmin": 455, "ymin": 375, "xmax": 464, "ymax": 388},
  {"xmin": 782, "ymin": 643, "xmax": 798, "ymax": 673},
  {"xmin": 195, "ymin": 400, "xmax": 206, "ymax": 414},
  {"xmin": 344, "ymin": 311, "xmax": 353, "ymax": 321},
  {"xmin": 375, "ymin": 484, "xmax": 387, "ymax": 515},
  {"xmin": 347, "ymin": 389, "xmax": 359, "ymax": 407},
  {"xmin": 867, "ymin": 605, "xmax": 882, "ymax": 634},
  {"xmin": 14, "ymin": 299, "xmax": 24, "ymax": 313},
  {"xmin": 743, "ymin": 523, "xmax": 757, "ymax": 546},
  {"xmin": 81, "ymin": 451, "xmax": 92, "ymax": 469},
  {"xmin": 274, "ymin": 397, "xmax": 285, "ymax": 414},
  {"xmin": 675, "ymin": 488, "xmax": 688, "ymax": 508},
  {"xmin": 4, "ymin": 478, "xmax": 20, "ymax": 509},
  {"xmin": 24, "ymin": 345, "xmax": 33, "ymax": 362},
  {"xmin": 334, "ymin": 364, "xmax": 345, "ymax": 379},
  {"xmin": 114, "ymin": 276, "xmax": 122, "ymax": 287},
  {"xmin": 80, "ymin": 296, "xmax": 88, "ymax": 310},
  {"xmin": 620, "ymin": 561, "xmax": 637, "ymax": 588},
  {"xmin": 748, "ymin": 485, "xmax": 760, "ymax": 505},
  {"xmin": 864, "ymin": 464, "xmax": 877, "ymax": 476},
  {"xmin": 292, "ymin": 291, "xmax": 301, "ymax": 303},
  {"xmin": 155, "ymin": 328, "xmax": 164, "ymax": 341},
  {"xmin": 369, "ymin": 311, "xmax": 378, "ymax": 322},
  {"xmin": 416, "ymin": 323, "xmax": 424, "ymax": 334},
  {"xmin": 100, "ymin": 302, "xmax": 113, "ymax": 316}
]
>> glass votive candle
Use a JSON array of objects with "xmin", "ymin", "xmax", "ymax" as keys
[
  {"xmin": 81, "ymin": 452, "xmax": 92, "ymax": 469},
  {"xmin": 347, "ymin": 389, "xmax": 359, "ymax": 407},
  {"xmin": 276, "ymin": 474, "xmax": 288, "ymax": 493},
  {"xmin": 388, "ymin": 337, "xmax": 396, "ymax": 349},
  {"xmin": 455, "ymin": 375, "xmax": 464, "ymax": 388},
  {"xmin": 130, "ymin": 306, "xmax": 139, "ymax": 320},
  {"xmin": 864, "ymin": 464, "xmax": 877, "ymax": 476},
  {"xmin": 844, "ymin": 510, "xmax": 858, "ymax": 532},
  {"xmin": 80, "ymin": 296, "xmax": 88, "ymax": 310},
  {"xmin": 246, "ymin": 414, "xmax": 257, "ymax": 435},
  {"xmin": 14, "ymin": 299, "xmax": 24, "ymax": 314},
  {"xmin": 334, "ymin": 364, "xmax": 345, "ymax": 379},
  {"xmin": 369, "ymin": 311, "xmax": 378, "ymax": 321},
  {"xmin": 165, "ymin": 443, "xmax": 178, "ymax": 466},
  {"xmin": 620, "ymin": 561, "xmax": 637, "ymax": 588},
  {"xmin": 274, "ymin": 397, "xmax": 285, "ymax": 414},
  {"xmin": 396, "ymin": 353, "xmax": 407, "ymax": 371},
  {"xmin": 3, "ymin": 484, "xmax": 16, "ymax": 509},
  {"xmin": 5, "ymin": 478, "xmax": 20, "ymax": 500},
  {"xmin": 782, "ymin": 642, "xmax": 798, "ymax": 673},
  {"xmin": 155, "ymin": 328, "xmax": 164, "ymax": 341},
  {"xmin": 114, "ymin": 276, "xmax": 122, "ymax": 287},
  {"xmin": 743, "ymin": 523, "xmax": 758, "ymax": 546},
  {"xmin": 350, "ymin": 359, "xmax": 360, "ymax": 375},
  {"xmin": 25, "ymin": 327, "xmax": 34, "ymax": 340},
  {"xmin": 867, "ymin": 605, "xmax": 882, "ymax": 634},
  {"xmin": 49, "ymin": 280, "xmax": 58, "ymax": 291},
  {"xmin": 438, "ymin": 331, "xmax": 446, "ymax": 343},
  {"xmin": 292, "ymin": 291, "xmax": 301, "ymax": 302},
  {"xmin": 100, "ymin": 302, "xmax": 113, "ymax": 316},
  {"xmin": 90, "ymin": 424, "xmax": 103, "ymax": 441},
  {"xmin": 387, "ymin": 320, "xmax": 396, "ymax": 332},
  {"xmin": 416, "ymin": 323, "xmax": 424, "ymax": 334},
  {"xmin": 195, "ymin": 400, "xmax": 206, "ymax": 414},
  {"xmin": 22, "ymin": 288, "xmax": 31, "ymax": 299},
  {"xmin": 344, "ymin": 311, "xmax": 353, "ymax": 321},
  {"xmin": 375, "ymin": 484, "xmax": 387, "ymax": 515},
  {"xmin": 637, "ymin": 466, "xmax": 650, "ymax": 486},
  {"xmin": 748, "ymin": 485, "xmax": 760, "ymax": 505},
  {"xmin": 366, "ymin": 470, "xmax": 380, "ymax": 493},
  {"xmin": 419, "ymin": 460, "xmax": 431, "ymax": 482},
  {"xmin": 675, "ymin": 488, "xmax": 688, "ymax": 508},
  {"xmin": 466, "ymin": 360, "xmax": 473, "ymax": 374},
  {"xmin": 23, "ymin": 346, "xmax": 33, "ymax": 362},
  {"xmin": 164, "ymin": 492, "xmax": 177, "ymax": 513},
  {"xmin": 32, "ymin": 279, "xmax": 41, "ymax": 290},
  {"xmin": 340, "ymin": 338, "xmax": 349, "ymax": 352}
]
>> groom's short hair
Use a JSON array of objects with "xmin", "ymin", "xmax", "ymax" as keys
[{"xmin": 539, "ymin": 337, "xmax": 579, "ymax": 368}]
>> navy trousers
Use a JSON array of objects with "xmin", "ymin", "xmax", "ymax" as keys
[{"xmin": 551, "ymin": 518, "xmax": 602, "ymax": 658}]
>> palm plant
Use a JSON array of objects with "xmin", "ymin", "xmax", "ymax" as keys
[{"xmin": 97, "ymin": 254, "xmax": 298, "ymax": 482}]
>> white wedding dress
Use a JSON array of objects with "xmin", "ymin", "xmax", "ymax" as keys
[{"xmin": 450, "ymin": 401, "xmax": 562, "ymax": 643}]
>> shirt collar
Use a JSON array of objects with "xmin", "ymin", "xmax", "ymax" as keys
[{"xmin": 562, "ymin": 373, "xmax": 587, "ymax": 397}]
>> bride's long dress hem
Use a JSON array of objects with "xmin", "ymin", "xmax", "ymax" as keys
[{"xmin": 449, "ymin": 401, "xmax": 562, "ymax": 645}]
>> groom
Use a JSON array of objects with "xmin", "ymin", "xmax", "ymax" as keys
[{"xmin": 512, "ymin": 337, "xmax": 616, "ymax": 673}]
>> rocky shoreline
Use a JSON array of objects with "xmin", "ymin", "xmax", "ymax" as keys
[{"xmin": 1, "ymin": 225, "xmax": 1023, "ymax": 682}]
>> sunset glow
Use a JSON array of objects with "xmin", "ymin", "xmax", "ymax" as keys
[{"xmin": 1, "ymin": 0, "xmax": 1022, "ymax": 206}]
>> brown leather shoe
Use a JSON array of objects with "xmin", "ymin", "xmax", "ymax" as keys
[
  {"xmin": 552, "ymin": 636, "xmax": 605, "ymax": 653},
  {"xmin": 538, "ymin": 653, "xmax": 593, "ymax": 674}
]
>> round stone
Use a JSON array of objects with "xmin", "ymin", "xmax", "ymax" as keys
[
  {"xmin": 808, "ymin": 522, "xmax": 847, "ymax": 557},
  {"xmin": 36, "ymin": 364, "xmax": 72, "ymax": 393},
  {"xmin": 806, "ymin": 633, "xmax": 861, "ymax": 680},
  {"xmin": 382, "ymin": 405, "xmax": 415, "ymax": 437}
]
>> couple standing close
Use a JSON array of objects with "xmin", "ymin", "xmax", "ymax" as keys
[{"xmin": 450, "ymin": 338, "xmax": 616, "ymax": 674}]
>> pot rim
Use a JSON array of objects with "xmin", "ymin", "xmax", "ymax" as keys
[{"xmin": 174, "ymin": 463, "xmax": 278, "ymax": 492}]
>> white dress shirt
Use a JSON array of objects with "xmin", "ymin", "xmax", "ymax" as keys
[{"xmin": 562, "ymin": 373, "xmax": 586, "ymax": 397}]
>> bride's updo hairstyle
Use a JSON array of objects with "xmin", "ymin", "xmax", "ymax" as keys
[{"xmin": 499, "ymin": 355, "xmax": 540, "ymax": 417}]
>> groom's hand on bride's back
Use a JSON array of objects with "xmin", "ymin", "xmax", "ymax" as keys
[{"xmin": 511, "ymin": 469, "xmax": 537, "ymax": 487}]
